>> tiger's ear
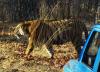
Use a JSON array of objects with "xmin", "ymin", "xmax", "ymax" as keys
[
  {"xmin": 23, "ymin": 21, "xmax": 31, "ymax": 27},
  {"xmin": 21, "ymin": 21, "xmax": 31, "ymax": 35}
]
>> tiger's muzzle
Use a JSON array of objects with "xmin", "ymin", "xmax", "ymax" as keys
[{"xmin": 14, "ymin": 23, "xmax": 25, "ymax": 39}]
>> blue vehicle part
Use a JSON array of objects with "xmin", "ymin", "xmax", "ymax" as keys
[
  {"xmin": 63, "ymin": 60, "xmax": 93, "ymax": 72},
  {"xmin": 93, "ymin": 46, "xmax": 100, "ymax": 72},
  {"xmin": 64, "ymin": 24, "xmax": 100, "ymax": 72},
  {"xmin": 79, "ymin": 24, "xmax": 100, "ymax": 61}
]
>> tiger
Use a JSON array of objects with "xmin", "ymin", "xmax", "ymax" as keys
[{"xmin": 14, "ymin": 19, "xmax": 88, "ymax": 57}]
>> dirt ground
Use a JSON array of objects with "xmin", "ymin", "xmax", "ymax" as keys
[{"xmin": 0, "ymin": 23, "xmax": 78, "ymax": 72}]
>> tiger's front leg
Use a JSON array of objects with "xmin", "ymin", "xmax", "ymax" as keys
[
  {"xmin": 25, "ymin": 36, "xmax": 33, "ymax": 55},
  {"xmin": 25, "ymin": 24, "xmax": 37, "ymax": 56}
]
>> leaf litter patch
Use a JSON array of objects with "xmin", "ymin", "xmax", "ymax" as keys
[{"xmin": 0, "ymin": 32, "xmax": 77, "ymax": 72}]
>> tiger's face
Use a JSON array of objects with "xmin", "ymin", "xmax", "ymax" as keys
[{"xmin": 14, "ymin": 22, "xmax": 29, "ymax": 39}]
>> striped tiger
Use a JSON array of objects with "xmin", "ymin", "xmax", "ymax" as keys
[{"xmin": 14, "ymin": 19, "xmax": 88, "ymax": 57}]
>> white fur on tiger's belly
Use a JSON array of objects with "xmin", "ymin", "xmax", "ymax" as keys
[{"xmin": 31, "ymin": 44, "xmax": 52, "ymax": 58}]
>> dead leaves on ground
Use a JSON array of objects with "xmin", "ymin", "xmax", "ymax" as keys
[{"xmin": 0, "ymin": 35, "xmax": 78, "ymax": 69}]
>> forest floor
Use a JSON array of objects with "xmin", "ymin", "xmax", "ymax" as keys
[{"xmin": 0, "ymin": 23, "xmax": 78, "ymax": 72}]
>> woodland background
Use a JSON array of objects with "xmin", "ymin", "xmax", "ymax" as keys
[
  {"xmin": 0, "ymin": 0, "xmax": 100, "ymax": 72},
  {"xmin": 0, "ymin": 0, "xmax": 99, "ymax": 24}
]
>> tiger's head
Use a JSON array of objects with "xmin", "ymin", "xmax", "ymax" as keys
[
  {"xmin": 14, "ymin": 20, "xmax": 41, "ymax": 39},
  {"xmin": 14, "ymin": 22, "xmax": 30, "ymax": 39}
]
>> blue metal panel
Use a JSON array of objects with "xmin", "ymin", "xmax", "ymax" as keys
[
  {"xmin": 93, "ymin": 24, "xmax": 100, "ymax": 29},
  {"xmin": 79, "ymin": 29, "xmax": 94, "ymax": 61},
  {"xmin": 93, "ymin": 46, "xmax": 100, "ymax": 72},
  {"xmin": 79, "ymin": 24, "xmax": 100, "ymax": 61},
  {"xmin": 63, "ymin": 60, "xmax": 93, "ymax": 72},
  {"xmin": 64, "ymin": 24, "xmax": 100, "ymax": 72}
]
